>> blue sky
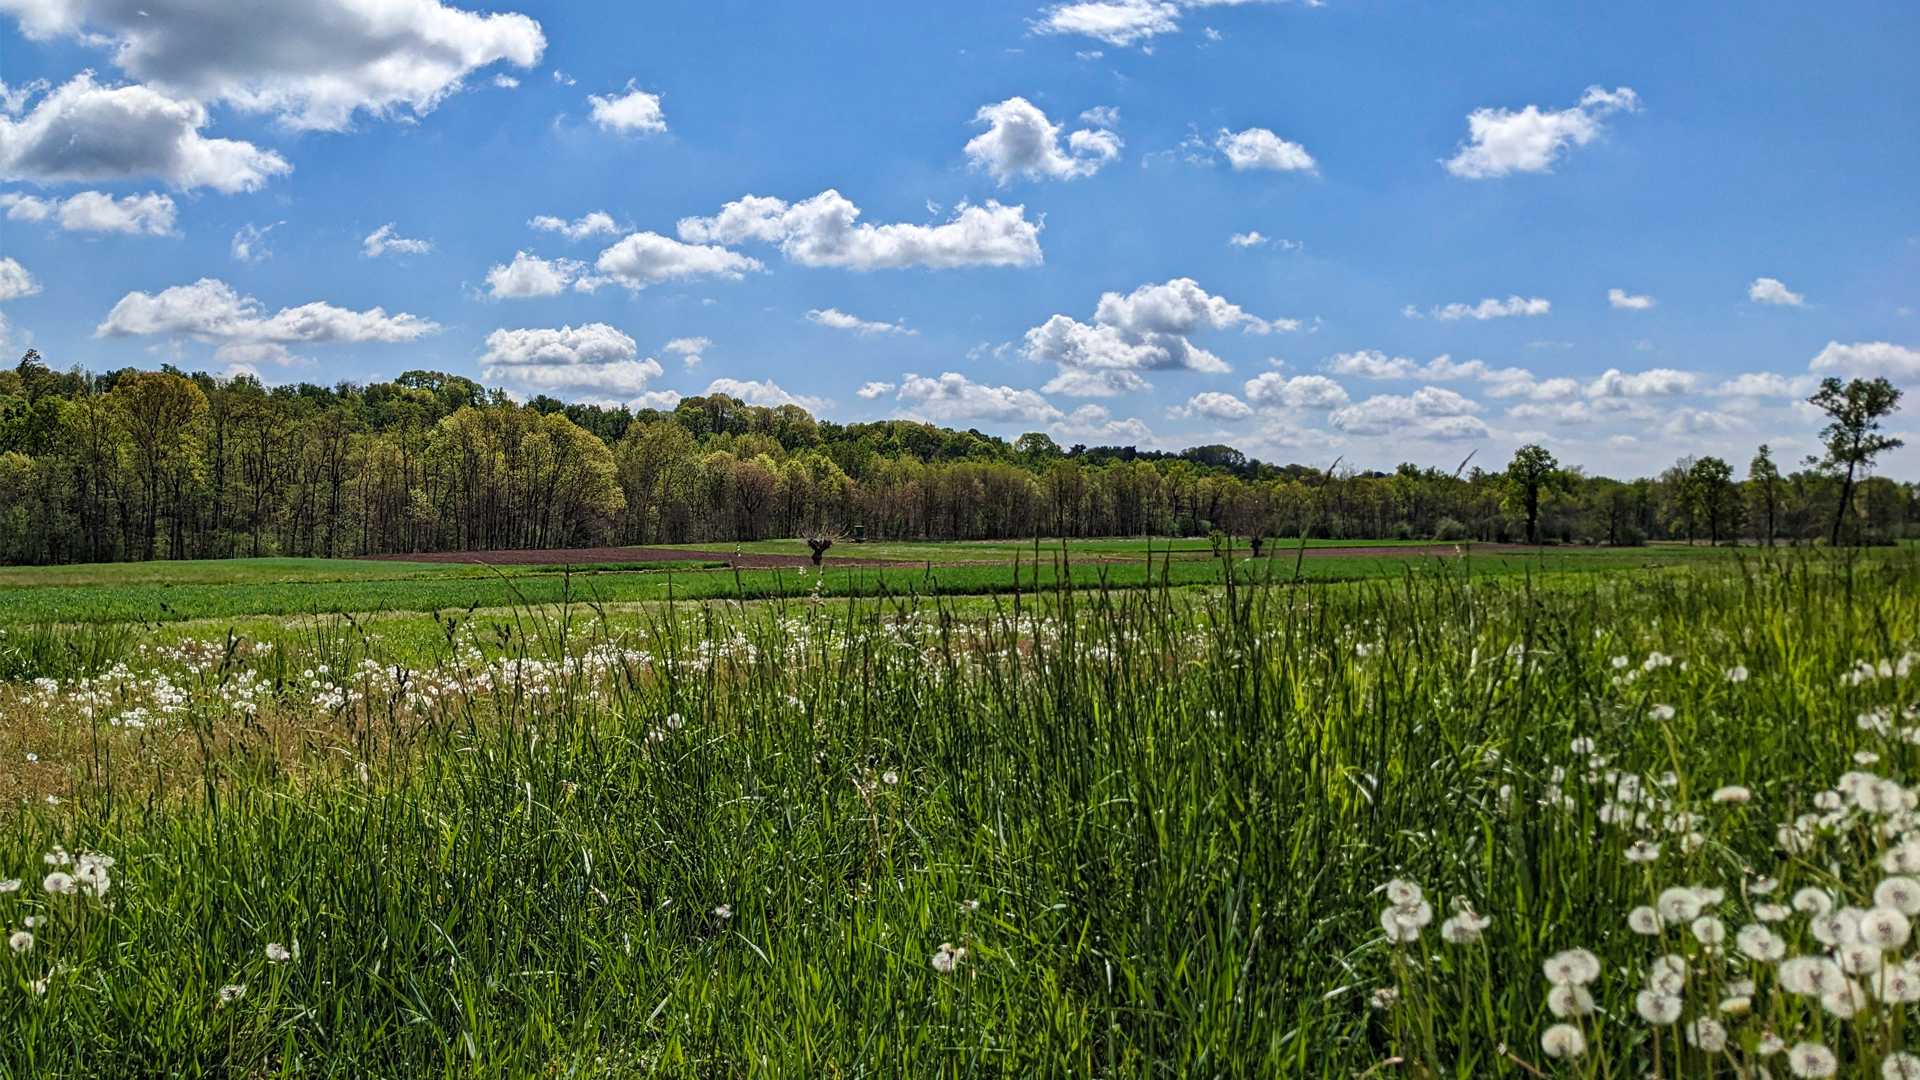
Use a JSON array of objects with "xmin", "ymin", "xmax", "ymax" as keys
[{"xmin": 1, "ymin": 0, "xmax": 1916, "ymax": 477}]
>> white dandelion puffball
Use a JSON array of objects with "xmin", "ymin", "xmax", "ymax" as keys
[
  {"xmin": 218, "ymin": 984, "xmax": 247, "ymax": 1004},
  {"xmin": 1719, "ymin": 995, "xmax": 1752, "ymax": 1014},
  {"xmin": 1793, "ymin": 887, "xmax": 1834, "ymax": 916},
  {"xmin": 1886, "ymin": 840, "xmax": 1920, "ymax": 873},
  {"xmin": 881, "ymin": 771, "xmax": 898, "ymax": 786},
  {"xmin": 1885, "ymin": 1051, "xmax": 1920, "ymax": 1080},
  {"xmin": 265, "ymin": 943, "xmax": 292, "ymax": 963},
  {"xmin": 7, "ymin": 930, "xmax": 31, "ymax": 953},
  {"xmin": 1383, "ymin": 879, "xmax": 1423, "ymax": 907},
  {"xmin": 1821, "ymin": 980, "xmax": 1866, "ymax": 1018},
  {"xmin": 1686, "ymin": 1017, "xmax": 1728, "ymax": 1053},
  {"xmin": 1369, "ymin": 987, "xmax": 1397, "ymax": 1010},
  {"xmin": 712, "ymin": 904, "xmax": 733, "ymax": 920},
  {"xmin": 1780, "ymin": 956, "xmax": 1845, "ymax": 996},
  {"xmin": 1635, "ymin": 989, "xmax": 1683, "ymax": 1024},
  {"xmin": 1569, "ymin": 737, "xmax": 1595, "ymax": 755},
  {"xmin": 1379, "ymin": 900, "xmax": 1432, "ymax": 942},
  {"xmin": 1625, "ymin": 840, "xmax": 1661, "ymax": 863},
  {"xmin": 1755, "ymin": 903, "xmax": 1792, "ymax": 922},
  {"xmin": 1811, "ymin": 908, "xmax": 1863, "ymax": 947},
  {"xmin": 0, "ymin": 879, "xmax": 18, "ymax": 893},
  {"xmin": 1758, "ymin": 1034, "xmax": 1785, "ymax": 1056},
  {"xmin": 1440, "ymin": 911, "xmax": 1490, "ymax": 944},
  {"xmin": 1838, "ymin": 943, "xmax": 1883, "ymax": 975},
  {"xmin": 1737, "ymin": 924, "xmax": 1786, "ymax": 961},
  {"xmin": 1656, "ymin": 886, "xmax": 1704, "ymax": 923},
  {"xmin": 930, "ymin": 943, "xmax": 964, "ymax": 973},
  {"xmin": 1542, "ymin": 948, "xmax": 1601, "ymax": 986},
  {"xmin": 41, "ymin": 871, "xmax": 74, "ymax": 895},
  {"xmin": 1649, "ymin": 704, "xmax": 1676, "ymax": 721},
  {"xmin": 1872, "ymin": 963, "xmax": 1920, "ymax": 1003},
  {"xmin": 1877, "ymin": 876, "xmax": 1920, "ymax": 915},
  {"xmin": 1725, "ymin": 665, "xmax": 1750, "ymax": 682},
  {"xmin": 1787, "ymin": 1042, "xmax": 1837, "ymax": 1078},
  {"xmin": 1547, "ymin": 983, "xmax": 1595, "ymax": 1018},
  {"xmin": 1862, "ymin": 906, "xmax": 1912, "ymax": 949},
  {"xmin": 1540, "ymin": 1023, "xmax": 1586, "ymax": 1060},
  {"xmin": 1647, "ymin": 954, "xmax": 1687, "ymax": 994},
  {"xmin": 1628, "ymin": 906, "xmax": 1664, "ymax": 935},
  {"xmin": 1711, "ymin": 785, "xmax": 1751, "ymax": 804},
  {"xmin": 1691, "ymin": 915, "xmax": 1726, "ymax": 945}
]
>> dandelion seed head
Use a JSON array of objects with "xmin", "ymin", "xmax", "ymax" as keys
[
  {"xmin": 1542, "ymin": 948, "xmax": 1601, "ymax": 986},
  {"xmin": 41, "ymin": 871, "xmax": 74, "ymax": 895},
  {"xmin": 1656, "ymin": 886, "xmax": 1704, "ymax": 923},
  {"xmin": 1540, "ymin": 1023, "xmax": 1587, "ymax": 1059},
  {"xmin": 1383, "ymin": 879, "xmax": 1423, "ymax": 907},
  {"xmin": 1547, "ymin": 983, "xmax": 1595, "ymax": 1017},
  {"xmin": 1628, "ymin": 906, "xmax": 1663, "ymax": 935},
  {"xmin": 1649, "ymin": 703, "xmax": 1676, "ymax": 721},
  {"xmin": 1793, "ymin": 887, "xmax": 1834, "ymax": 916},
  {"xmin": 1821, "ymin": 979, "xmax": 1866, "ymax": 1018},
  {"xmin": 1625, "ymin": 839, "xmax": 1661, "ymax": 863},
  {"xmin": 1635, "ymin": 989, "xmax": 1682, "ymax": 1024},
  {"xmin": 1369, "ymin": 986, "xmax": 1397, "ymax": 1010},
  {"xmin": 1788, "ymin": 1042, "xmax": 1838, "ymax": 1078},
  {"xmin": 218, "ymin": 984, "xmax": 247, "ymax": 1004},
  {"xmin": 1712, "ymin": 785, "xmax": 1752, "ymax": 804},
  {"xmin": 1737, "ymin": 923, "xmax": 1786, "ymax": 961},
  {"xmin": 7, "ymin": 930, "xmax": 31, "ymax": 953},
  {"xmin": 1686, "ymin": 1017, "xmax": 1728, "ymax": 1052},
  {"xmin": 1863, "ymin": 906, "xmax": 1912, "ymax": 949},
  {"xmin": 1885, "ymin": 1053, "xmax": 1920, "ymax": 1080}
]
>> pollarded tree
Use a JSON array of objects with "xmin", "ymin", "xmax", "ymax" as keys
[
  {"xmin": 1808, "ymin": 377, "xmax": 1904, "ymax": 546},
  {"xmin": 1503, "ymin": 444, "xmax": 1560, "ymax": 544}
]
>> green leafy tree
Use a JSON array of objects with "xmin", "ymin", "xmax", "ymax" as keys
[
  {"xmin": 1808, "ymin": 377, "xmax": 1904, "ymax": 545},
  {"xmin": 1503, "ymin": 444, "xmax": 1560, "ymax": 544},
  {"xmin": 1748, "ymin": 445, "xmax": 1783, "ymax": 546},
  {"xmin": 1685, "ymin": 456, "xmax": 1739, "ymax": 545}
]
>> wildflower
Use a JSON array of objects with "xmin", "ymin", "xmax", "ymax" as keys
[
  {"xmin": 1383, "ymin": 879, "xmax": 1423, "ymax": 907},
  {"xmin": 1547, "ymin": 983, "xmax": 1595, "ymax": 1018},
  {"xmin": 1725, "ymin": 665, "xmax": 1749, "ymax": 682},
  {"xmin": 1628, "ymin": 906, "xmax": 1663, "ymax": 935},
  {"xmin": 1649, "ymin": 704, "xmax": 1676, "ymax": 721},
  {"xmin": 881, "ymin": 771, "xmax": 898, "ymax": 786},
  {"xmin": 218, "ymin": 984, "xmax": 247, "ymax": 1004},
  {"xmin": 1750, "ymin": 876, "xmax": 1779, "ymax": 895},
  {"xmin": 1379, "ymin": 901, "xmax": 1432, "ymax": 942},
  {"xmin": 1758, "ymin": 1034, "xmax": 1786, "ymax": 1056},
  {"xmin": 1440, "ymin": 910, "xmax": 1490, "ymax": 944},
  {"xmin": 1647, "ymin": 954, "xmax": 1687, "ymax": 994},
  {"xmin": 1691, "ymin": 915, "xmax": 1726, "ymax": 945},
  {"xmin": 1857, "ymin": 750, "xmax": 1883, "ymax": 766},
  {"xmin": 1780, "ymin": 957, "xmax": 1845, "ymax": 996},
  {"xmin": 1821, "ymin": 980, "xmax": 1867, "ymax": 1018},
  {"xmin": 1811, "ymin": 907, "xmax": 1863, "ymax": 947},
  {"xmin": 1635, "ymin": 990, "xmax": 1682, "ymax": 1024},
  {"xmin": 1539, "ymin": 1023, "xmax": 1586, "ymax": 1060},
  {"xmin": 1862, "ymin": 906, "xmax": 1912, "ymax": 949},
  {"xmin": 1737, "ymin": 924, "xmax": 1786, "ymax": 961},
  {"xmin": 1886, "ymin": 1054, "xmax": 1920, "ymax": 1080},
  {"xmin": 1886, "ymin": 840, "xmax": 1920, "ymax": 873},
  {"xmin": 1787, "ymin": 1042, "xmax": 1838, "ymax": 1078},
  {"xmin": 930, "ymin": 942, "xmax": 965, "ymax": 973},
  {"xmin": 665, "ymin": 713, "xmax": 684, "ymax": 730},
  {"xmin": 1838, "ymin": 943, "xmax": 1883, "ymax": 974},
  {"xmin": 1369, "ymin": 987, "xmax": 1397, "ymax": 1010},
  {"xmin": 1656, "ymin": 887, "xmax": 1704, "ymax": 923},
  {"xmin": 0, "ymin": 879, "xmax": 18, "ymax": 893},
  {"xmin": 1872, "ymin": 962, "xmax": 1920, "ymax": 1003},
  {"xmin": 1877, "ymin": 876, "xmax": 1920, "ymax": 914},
  {"xmin": 1625, "ymin": 840, "xmax": 1661, "ymax": 863},
  {"xmin": 1711, "ymin": 785, "xmax": 1751, "ymax": 804},
  {"xmin": 1793, "ymin": 887, "xmax": 1834, "ymax": 916},
  {"xmin": 265, "ymin": 943, "xmax": 292, "ymax": 963},
  {"xmin": 712, "ymin": 904, "xmax": 732, "ymax": 920},
  {"xmin": 7, "ymin": 931, "xmax": 31, "ymax": 953},
  {"xmin": 1569, "ymin": 737, "xmax": 1595, "ymax": 755},
  {"xmin": 41, "ymin": 872, "xmax": 74, "ymax": 895},
  {"xmin": 1542, "ymin": 948, "xmax": 1601, "ymax": 986},
  {"xmin": 1612, "ymin": 655, "xmax": 1629, "ymax": 669},
  {"xmin": 1755, "ymin": 903, "xmax": 1791, "ymax": 922},
  {"xmin": 1686, "ymin": 1017, "xmax": 1728, "ymax": 1053}
]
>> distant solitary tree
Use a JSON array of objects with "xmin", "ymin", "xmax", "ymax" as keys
[
  {"xmin": 1748, "ymin": 445, "xmax": 1782, "ymax": 546},
  {"xmin": 1808, "ymin": 377, "xmax": 1903, "ymax": 546},
  {"xmin": 1685, "ymin": 456, "xmax": 1738, "ymax": 545},
  {"xmin": 1503, "ymin": 444, "xmax": 1560, "ymax": 544}
]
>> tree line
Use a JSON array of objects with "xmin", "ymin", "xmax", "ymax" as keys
[{"xmin": 0, "ymin": 352, "xmax": 1911, "ymax": 565}]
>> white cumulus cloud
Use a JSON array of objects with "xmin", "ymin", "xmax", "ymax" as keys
[
  {"xmin": 1057, "ymin": 403, "xmax": 1152, "ymax": 443},
  {"xmin": 0, "ymin": 73, "xmax": 289, "ymax": 191},
  {"xmin": 856, "ymin": 380, "xmax": 897, "ymax": 400},
  {"xmin": 1213, "ymin": 127, "xmax": 1314, "ymax": 172},
  {"xmin": 1171, "ymin": 390, "xmax": 1254, "ymax": 421},
  {"xmin": 485, "ymin": 251, "xmax": 592, "ymax": 299},
  {"xmin": 1328, "ymin": 386, "xmax": 1488, "ymax": 439},
  {"xmin": 588, "ymin": 83, "xmax": 666, "ymax": 134},
  {"xmin": 1033, "ymin": 0, "xmax": 1283, "ymax": 48},
  {"xmin": 679, "ymin": 190, "xmax": 1043, "ymax": 270},
  {"xmin": 0, "ymin": 189, "xmax": 176, "ymax": 234},
  {"xmin": 806, "ymin": 307, "xmax": 915, "ymax": 336},
  {"xmin": 529, "ymin": 211, "xmax": 621, "ymax": 241},
  {"xmin": 1243, "ymin": 372, "xmax": 1348, "ymax": 409},
  {"xmin": 481, "ymin": 322, "xmax": 670, "ymax": 404},
  {"xmin": 703, "ymin": 377, "xmax": 830, "ymax": 412},
  {"xmin": 1428, "ymin": 295, "xmax": 1551, "ymax": 321},
  {"xmin": 1809, "ymin": 341, "xmax": 1920, "ymax": 381},
  {"xmin": 594, "ymin": 232, "xmax": 762, "ymax": 289},
  {"xmin": 1708, "ymin": 372, "xmax": 1820, "ymax": 399},
  {"xmin": 1443, "ymin": 85, "xmax": 1639, "ymax": 179},
  {"xmin": 1608, "ymin": 288, "xmax": 1655, "ymax": 310},
  {"xmin": 1585, "ymin": 367, "xmax": 1696, "ymax": 398},
  {"xmin": 0, "ymin": 257, "xmax": 42, "ymax": 302},
  {"xmin": 662, "ymin": 336, "xmax": 707, "ymax": 369},
  {"xmin": 896, "ymin": 371, "xmax": 1063, "ymax": 423},
  {"xmin": 362, "ymin": 223, "xmax": 431, "ymax": 258},
  {"xmin": 965, "ymin": 96, "xmax": 1120, "ymax": 184},
  {"xmin": 1748, "ymin": 277, "xmax": 1806, "ymax": 307},
  {"xmin": 5, "ymin": 0, "xmax": 546, "ymax": 132},
  {"xmin": 1025, "ymin": 278, "xmax": 1291, "ymax": 397},
  {"xmin": 96, "ymin": 279, "xmax": 438, "ymax": 361}
]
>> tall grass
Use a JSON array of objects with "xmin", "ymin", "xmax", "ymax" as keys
[{"xmin": 0, "ymin": 549, "xmax": 1912, "ymax": 1077}]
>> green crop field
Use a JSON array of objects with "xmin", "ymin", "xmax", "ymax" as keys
[{"xmin": 1, "ymin": 543, "xmax": 1914, "ymax": 1077}]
